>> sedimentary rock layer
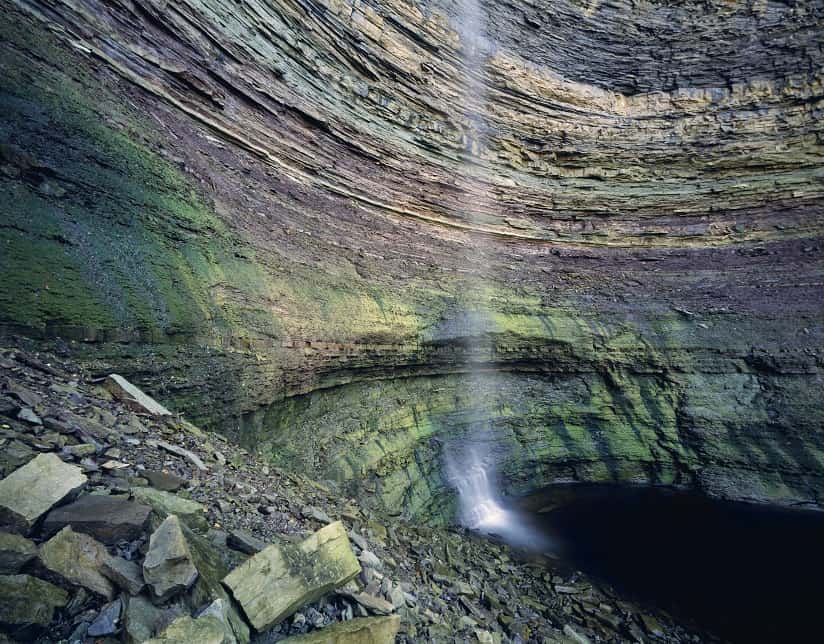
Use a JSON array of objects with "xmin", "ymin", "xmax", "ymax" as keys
[{"xmin": 1, "ymin": 0, "xmax": 822, "ymax": 517}]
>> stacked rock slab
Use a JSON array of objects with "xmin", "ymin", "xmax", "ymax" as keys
[
  {"xmin": 222, "ymin": 521, "xmax": 361, "ymax": 632},
  {"xmin": 0, "ymin": 453, "xmax": 86, "ymax": 533},
  {"xmin": 39, "ymin": 526, "xmax": 116, "ymax": 599}
]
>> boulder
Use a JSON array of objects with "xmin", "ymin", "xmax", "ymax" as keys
[
  {"xmin": 42, "ymin": 494, "xmax": 151, "ymax": 544},
  {"xmin": 39, "ymin": 526, "xmax": 115, "ymax": 599},
  {"xmin": 144, "ymin": 613, "xmax": 226, "ymax": 644},
  {"xmin": 124, "ymin": 594, "xmax": 181, "ymax": 644},
  {"xmin": 197, "ymin": 599, "xmax": 238, "ymax": 644},
  {"xmin": 278, "ymin": 615, "xmax": 400, "ymax": 643},
  {"xmin": 0, "ymin": 532, "xmax": 37, "ymax": 573},
  {"xmin": 222, "ymin": 521, "xmax": 361, "ymax": 632},
  {"xmin": 0, "ymin": 574, "xmax": 69, "ymax": 626},
  {"xmin": 0, "ymin": 453, "xmax": 86, "ymax": 533},
  {"xmin": 143, "ymin": 515, "xmax": 198, "ymax": 601},
  {"xmin": 102, "ymin": 556, "xmax": 145, "ymax": 595},
  {"xmin": 131, "ymin": 487, "xmax": 208, "ymax": 532},
  {"xmin": 104, "ymin": 374, "xmax": 172, "ymax": 416}
]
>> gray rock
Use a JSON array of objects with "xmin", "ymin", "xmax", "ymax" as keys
[
  {"xmin": 39, "ymin": 526, "xmax": 115, "ymax": 599},
  {"xmin": 144, "ymin": 613, "xmax": 226, "ymax": 644},
  {"xmin": 197, "ymin": 599, "xmax": 238, "ymax": 644},
  {"xmin": 226, "ymin": 529, "xmax": 266, "ymax": 555},
  {"xmin": 358, "ymin": 550, "xmax": 382, "ymax": 569},
  {"xmin": 104, "ymin": 374, "xmax": 172, "ymax": 416},
  {"xmin": 0, "ymin": 531, "xmax": 37, "ymax": 573},
  {"xmin": 144, "ymin": 470, "xmax": 186, "ymax": 492},
  {"xmin": 154, "ymin": 441, "xmax": 207, "ymax": 472},
  {"xmin": 337, "ymin": 590, "xmax": 395, "ymax": 616},
  {"xmin": 43, "ymin": 494, "xmax": 151, "ymax": 544},
  {"xmin": 88, "ymin": 598, "xmax": 123, "ymax": 637},
  {"xmin": 124, "ymin": 594, "xmax": 175, "ymax": 644},
  {"xmin": 222, "ymin": 521, "xmax": 361, "ymax": 632},
  {"xmin": 143, "ymin": 515, "xmax": 198, "ymax": 601},
  {"xmin": 0, "ymin": 574, "xmax": 69, "ymax": 626},
  {"xmin": 102, "ymin": 556, "xmax": 145, "ymax": 595},
  {"xmin": 16, "ymin": 407, "xmax": 42, "ymax": 425},
  {"xmin": 131, "ymin": 487, "xmax": 208, "ymax": 532},
  {"xmin": 0, "ymin": 453, "xmax": 87, "ymax": 534}
]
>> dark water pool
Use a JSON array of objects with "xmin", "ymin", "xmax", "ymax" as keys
[{"xmin": 526, "ymin": 486, "xmax": 824, "ymax": 643}]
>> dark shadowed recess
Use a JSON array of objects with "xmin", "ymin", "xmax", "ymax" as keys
[{"xmin": 528, "ymin": 484, "xmax": 824, "ymax": 644}]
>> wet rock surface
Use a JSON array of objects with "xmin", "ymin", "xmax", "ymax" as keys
[{"xmin": 0, "ymin": 344, "xmax": 720, "ymax": 642}]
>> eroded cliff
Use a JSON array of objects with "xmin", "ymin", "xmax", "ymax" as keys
[{"xmin": 1, "ymin": 0, "xmax": 823, "ymax": 522}]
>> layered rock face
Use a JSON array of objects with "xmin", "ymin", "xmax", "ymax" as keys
[{"xmin": 1, "ymin": 0, "xmax": 823, "ymax": 521}]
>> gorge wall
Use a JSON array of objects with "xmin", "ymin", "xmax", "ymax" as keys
[{"xmin": 1, "ymin": 0, "xmax": 823, "ymax": 523}]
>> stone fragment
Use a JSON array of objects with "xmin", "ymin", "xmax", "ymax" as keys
[
  {"xmin": 197, "ymin": 598, "xmax": 238, "ymax": 644},
  {"xmin": 145, "ymin": 470, "xmax": 186, "ymax": 492},
  {"xmin": 143, "ymin": 515, "xmax": 198, "ymax": 601},
  {"xmin": 222, "ymin": 521, "xmax": 361, "ymax": 632},
  {"xmin": 64, "ymin": 443, "xmax": 97, "ymax": 458},
  {"xmin": 131, "ymin": 487, "xmax": 208, "ymax": 531},
  {"xmin": 102, "ymin": 556, "xmax": 145, "ymax": 595},
  {"xmin": 39, "ymin": 526, "xmax": 115, "ymax": 599},
  {"xmin": 0, "ymin": 452, "xmax": 86, "ymax": 533},
  {"xmin": 278, "ymin": 615, "xmax": 400, "ymax": 643},
  {"xmin": 226, "ymin": 529, "xmax": 266, "ymax": 555},
  {"xmin": 358, "ymin": 549, "xmax": 382, "ymax": 569},
  {"xmin": 104, "ymin": 374, "xmax": 172, "ymax": 416},
  {"xmin": 564, "ymin": 624, "xmax": 591, "ymax": 644},
  {"xmin": 43, "ymin": 494, "xmax": 151, "ymax": 544},
  {"xmin": 124, "ymin": 594, "xmax": 174, "ymax": 643},
  {"xmin": 17, "ymin": 407, "xmax": 42, "ymax": 425},
  {"xmin": 88, "ymin": 598, "xmax": 123, "ymax": 637},
  {"xmin": 337, "ymin": 590, "xmax": 395, "ymax": 615},
  {"xmin": 0, "ymin": 531, "xmax": 37, "ymax": 573},
  {"xmin": 0, "ymin": 574, "xmax": 68, "ymax": 626},
  {"xmin": 154, "ymin": 441, "xmax": 207, "ymax": 472},
  {"xmin": 144, "ymin": 613, "xmax": 226, "ymax": 644}
]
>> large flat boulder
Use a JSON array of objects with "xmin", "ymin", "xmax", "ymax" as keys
[
  {"xmin": 39, "ymin": 526, "xmax": 115, "ymax": 599},
  {"xmin": 43, "ymin": 494, "xmax": 151, "ymax": 544},
  {"xmin": 143, "ymin": 515, "xmax": 198, "ymax": 602},
  {"xmin": 0, "ymin": 453, "xmax": 86, "ymax": 534},
  {"xmin": 144, "ymin": 613, "xmax": 226, "ymax": 644},
  {"xmin": 278, "ymin": 616, "xmax": 401, "ymax": 643},
  {"xmin": 0, "ymin": 574, "xmax": 69, "ymax": 627},
  {"xmin": 104, "ymin": 374, "xmax": 172, "ymax": 416},
  {"xmin": 0, "ymin": 532, "xmax": 37, "ymax": 573},
  {"xmin": 131, "ymin": 487, "xmax": 208, "ymax": 532},
  {"xmin": 222, "ymin": 521, "xmax": 361, "ymax": 632}
]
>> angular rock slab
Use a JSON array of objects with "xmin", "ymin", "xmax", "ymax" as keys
[
  {"xmin": 0, "ymin": 453, "xmax": 86, "ymax": 533},
  {"xmin": 0, "ymin": 574, "xmax": 69, "ymax": 626},
  {"xmin": 104, "ymin": 374, "xmax": 172, "ymax": 416},
  {"xmin": 144, "ymin": 613, "xmax": 226, "ymax": 644},
  {"xmin": 102, "ymin": 555, "xmax": 145, "ymax": 595},
  {"xmin": 0, "ymin": 532, "xmax": 37, "ymax": 573},
  {"xmin": 43, "ymin": 494, "xmax": 151, "ymax": 544},
  {"xmin": 39, "ymin": 526, "xmax": 115, "ymax": 599},
  {"xmin": 131, "ymin": 487, "xmax": 208, "ymax": 532},
  {"xmin": 143, "ymin": 515, "xmax": 198, "ymax": 601},
  {"xmin": 222, "ymin": 521, "xmax": 361, "ymax": 632},
  {"xmin": 278, "ymin": 615, "xmax": 400, "ymax": 643}
]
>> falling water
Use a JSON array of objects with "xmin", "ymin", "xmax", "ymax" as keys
[{"xmin": 444, "ymin": 0, "xmax": 550, "ymax": 552}]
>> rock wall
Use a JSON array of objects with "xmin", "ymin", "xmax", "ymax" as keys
[{"xmin": 1, "ymin": 0, "xmax": 823, "ymax": 520}]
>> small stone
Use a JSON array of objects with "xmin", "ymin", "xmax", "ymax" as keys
[
  {"xmin": 640, "ymin": 614, "xmax": 664, "ymax": 637},
  {"xmin": 337, "ymin": 590, "xmax": 395, "ymax": 616},
  {"xmin": 102, "ymin": 556, "xmax": 145, "ymax": 595},
  {"xmin": 103, "ymin": 374, "xmax": 172, "ymax": 416},
  {"xmin": 277, "ymin": 615, "xmax": 400, "ymax": 643},
  {"xmin": 88, "ymin": 598, "xmax": 123, "ymax": 637},
  {"xmin": 145, "ymin": 470, "xmax": 186, "ymax": 492},
  {"xmin": 42, "ymin": 494, "xmax": 151, "ymax": 544},
  {"xmin": 0, "ymin": 531, "xmax": 37, "ymax": 573},
  {"xmin": 227, "ymin": 529, "xmax": 266, "ymax": 555},
  {"xmin": 0, "ymin": 574, "xmax": 69, "ymax": 626},
  {"xmin": 388, "ymin": 584, "xmax": 405, "ymax": 609},
  {"xmin": 358, "ymin": 550, "xmax": 382, "ymax": 569},
  {"xmin": 347, "ymin": 531, "xmax": 368, "ymax": 551},
  {"xmin": 64, "ymin": 443, "xmax": 97, "ymax": 458},
  {"xmin": 143, "ymin": 515, "xmax": 198, "ymax": 601},
  {"xmin": 39, "ymin": 526, "xmax": 115, "ymax": 599},
  {"xmin": 564, "ymin": 624, "xmax": 591, "ymax": 644},
  {"xmin": 145, "ymin": 612, "xmax": 226, "ymax": 644},
  {"xmin": 16, "ymin": 407, "xmax": 42, "ymax": 425},
  {"xmin": 0, "ymin": 453, "xmax": 86, "ymax": 533},
  {"xmin": 155, "ymin": 441, "xmax": 207, "ymax": 472}
]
